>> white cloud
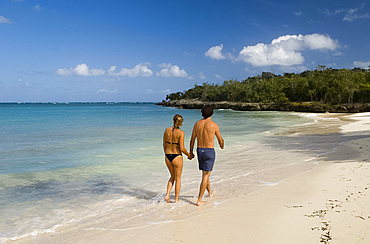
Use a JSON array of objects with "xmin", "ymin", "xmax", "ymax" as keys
[
  {"xmin": 183, "ymin": 51, "xmax": 196, "ymax": 57},
  {"xmin": 156, "ymin": 63, "xmax": 189, "ymax": 78},
  {"xmin": 101, "ymin": 78, "xmax": 118, "ymax": 82},
  {"xmin": 294, "ymin": 11, "xmax": 302, "ymax": 17},
  {"xmin": 160, "ymin": 89, "xmax": 171, "ymax": 93},
  {"xmin": 353, "ymin": 61, "xmax": 370, "ymax": 69},
  {"xmin": 199, "ymin": 72, "xmax": 206, "ymax": 80},
  {"xmin": 344, "ymin": 7, "xmax": 370, "ymax": 21},
  {"xmin": 0, "ymin": 16, "xmax": 11, "ymax": 24},
  {"xmin": 96, "ymin": 89, "xmax": 117, "ymax": 94},
  {"xmin": 56, "ymin": 63, "xmax": 105, "ymax": 76},
  {"xmin": 239, "ymin": 41, "xmax": 304, "ymax": 67},
  {"xmin": 279, "ymin": 65, "xmax": 308, "ymax": 74},
  {"xmin": 108, "ymin": 63, "xmax": 153, "ymax": 77},
  {"xmin": 215, "ymin": 74, "xmax": 222, "ymax": 79},
  {"xmin": 319, "ymin": 8, "xmax": 347, "ymax": 17},
  {"xmin": 57, "ymin": 63, "xmax": 153, "ymax": 77},
  {"xmin": 320, "ymin": 5, "xmax": 370, "ymax": 22},
  {"xmin": 33, "ymin": 5, "xmax": 41, "ymax": 12},
  {"xmin": 238, "ymin": 34, "xmax": 339, "ymax": 67},
  {"xmin": 302, "ymin": 34, "xmax": 338, "ymax": 50},
  {"xmin": 205, "ymin": 44, "xmax": 226, "ymax": 60},
  {"xmin": 107, "ymin": 66, "xmax": 116, "ymax": 73}
]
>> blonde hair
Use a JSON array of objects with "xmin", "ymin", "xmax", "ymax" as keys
[{"xmin": 173, "ymin": 114, "xmax": 183, "ymax": 129}]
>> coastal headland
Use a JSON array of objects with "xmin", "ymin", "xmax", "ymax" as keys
[{"xmin": 157, "ymin": 99, "xmax": 370, "ymax": 113}]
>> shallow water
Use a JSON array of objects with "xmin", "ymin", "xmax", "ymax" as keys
[{"xmin": 0, "ymin": 103, "xmax": 349, "ymax": 241}]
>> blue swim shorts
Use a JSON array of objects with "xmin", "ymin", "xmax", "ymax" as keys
[{"xmin": 197, "ymin": 148, "xmax": 216, "ymax": 171}]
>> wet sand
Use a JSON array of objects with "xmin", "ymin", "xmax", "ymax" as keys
[{"xmin": 19, "ymin": 113, "xmax": 370, "ymax": 244}]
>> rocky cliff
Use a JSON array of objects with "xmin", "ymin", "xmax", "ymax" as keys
[{"xmin": 157, "ymin": 100, "xmax": 370, "ymax": 113}]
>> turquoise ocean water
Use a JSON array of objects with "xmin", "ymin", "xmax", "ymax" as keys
[{"xmin": 0, "ymin": 103, "xmax": 345, "ymax": 241}]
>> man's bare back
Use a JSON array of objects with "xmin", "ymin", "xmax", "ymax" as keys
[{"xmin": 191, "ymin": 118, "xmax": 224, "ymax": 149}]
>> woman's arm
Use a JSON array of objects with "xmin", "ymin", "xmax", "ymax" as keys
[
  {"xmin": 163, "ymin": 129, "xmax": 167, "ymax": 153},
  {"xmin": 179, "ymin": 130, "xmax": 190, "ymax": 157}
]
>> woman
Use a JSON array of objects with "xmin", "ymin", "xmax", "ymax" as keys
[{"xmin": 163, "ymin": 114, "xmax": 191, "ymax": 203}]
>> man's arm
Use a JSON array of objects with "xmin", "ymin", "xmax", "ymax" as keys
[
  {"xmin": 215, "ymin": 125, "xmax": 224, "ymax": 149},
  {"xmin": 189, "ymin": 124, "xmax": 197, "ymax": 158}
]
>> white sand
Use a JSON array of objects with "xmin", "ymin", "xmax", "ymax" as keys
[
  {"xmin": 341, "ymin": 112, "xmax": 370, "ymax": 133},
  {"xmin": 19, "ymin": 113, "xmax": 370, "ymax": 244}
]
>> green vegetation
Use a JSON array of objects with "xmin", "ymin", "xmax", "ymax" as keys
[{"xmin": 165, "ymin": 66, "xmax": 370, "ymax": 104}]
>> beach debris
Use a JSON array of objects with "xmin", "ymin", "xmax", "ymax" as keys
[
  {"xmin": 345, "ymin": 192, "xmax": 354, "ymax": 202},
  {"xmin": 319, "ymin": 222, "xmax": 332, "ymax": 243},
  {"xmin": 306, "ymin": 209, "xmax": 328, "ymax": 218},
  {"xmin": 355, "ymin": 215, "xmax": 366, "ymax": 220},
  {"xmin": 320, "ymin": 232, "xmax": 332, "ymax": 243},
  {"xmin": 284, "ymin": 205, "xmax": 303, "ymax": 208},
  {"xmin": 320, "ymin": 222, "xmax": 330, "ymax": 230},
  {"xmin": 326, "ymin": 199, "xmax": 342, "ymax": 209},
  {"xmin": 327, "ymin": 199, "xmax": 340, "ymax": 202}
]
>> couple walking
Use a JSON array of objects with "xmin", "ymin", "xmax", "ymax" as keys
[{"xmin": 163, "ymin": 105, "xmax": 224, "ymax": 206}]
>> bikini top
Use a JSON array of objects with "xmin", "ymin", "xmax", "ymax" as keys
[
  {"xmin": 166, "ymin": 127, "xmax": 180, "ymax": 146},
  {"xmin": 166, "ymin": 141, "xmax": 180, "ymax": 145}
]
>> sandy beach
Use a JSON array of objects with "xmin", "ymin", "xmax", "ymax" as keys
[{"xmin": 17, "ymin": 112, "xmax": 370, "ymax": 244}]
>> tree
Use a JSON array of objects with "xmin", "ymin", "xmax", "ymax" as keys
[{"xmin": 164, "ymin": 66, "xmax": 370, "ymax": 104}]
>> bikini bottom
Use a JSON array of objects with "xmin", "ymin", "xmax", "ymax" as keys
[{"xmin": 165, "ymin": 154, "xmax": 181, "ymax": 163}]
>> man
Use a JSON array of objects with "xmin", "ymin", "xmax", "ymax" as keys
[{"xmin": 190, "ymin": 105, "xmax": 224, "ymax": 206}]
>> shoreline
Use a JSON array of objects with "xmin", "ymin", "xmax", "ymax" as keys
[
  {"xmin": 157, "ymin": 99, "xmax": 370, "ymax": 113},
  {"xmin": 15, "ymin": 112, "xmax": 370, "ymax": 244}
]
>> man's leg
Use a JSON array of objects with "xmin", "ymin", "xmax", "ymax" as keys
[
  {"xmin": 206, "ymin": 178, "xmax": 215, "ymax": 197},
  {"xmin": 197, "ymin": 170, "xmax": 211, "ymax": 206}
]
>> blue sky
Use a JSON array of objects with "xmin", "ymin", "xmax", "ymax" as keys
[{"xmin": 1, "ymin": 0, "xmax": 370, "ymax": 102}]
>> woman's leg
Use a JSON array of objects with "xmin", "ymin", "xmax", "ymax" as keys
[
  {"xmin": 172, "ymin": 156, "xmax": 183, "ymax": 202},
  {"xmin": 165, "ymin": 157, "xmax": 175, "ymax": 202}
]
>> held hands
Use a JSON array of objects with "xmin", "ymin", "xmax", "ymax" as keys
[{"xmin": 188, "ymin": 152, "xmax": 194, "ymax": 160}]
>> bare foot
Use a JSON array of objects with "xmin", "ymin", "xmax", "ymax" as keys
[
  {"xmin": 209, "ymin": 190, "xmax": 216, "ymax": 198},
  {"xmin": 196, "ymin": 200, "xmax": 206, "ymax": 206},
  {"xmin": 165, "ymin": 197, "xmax": 170, "ymax": 203}
]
